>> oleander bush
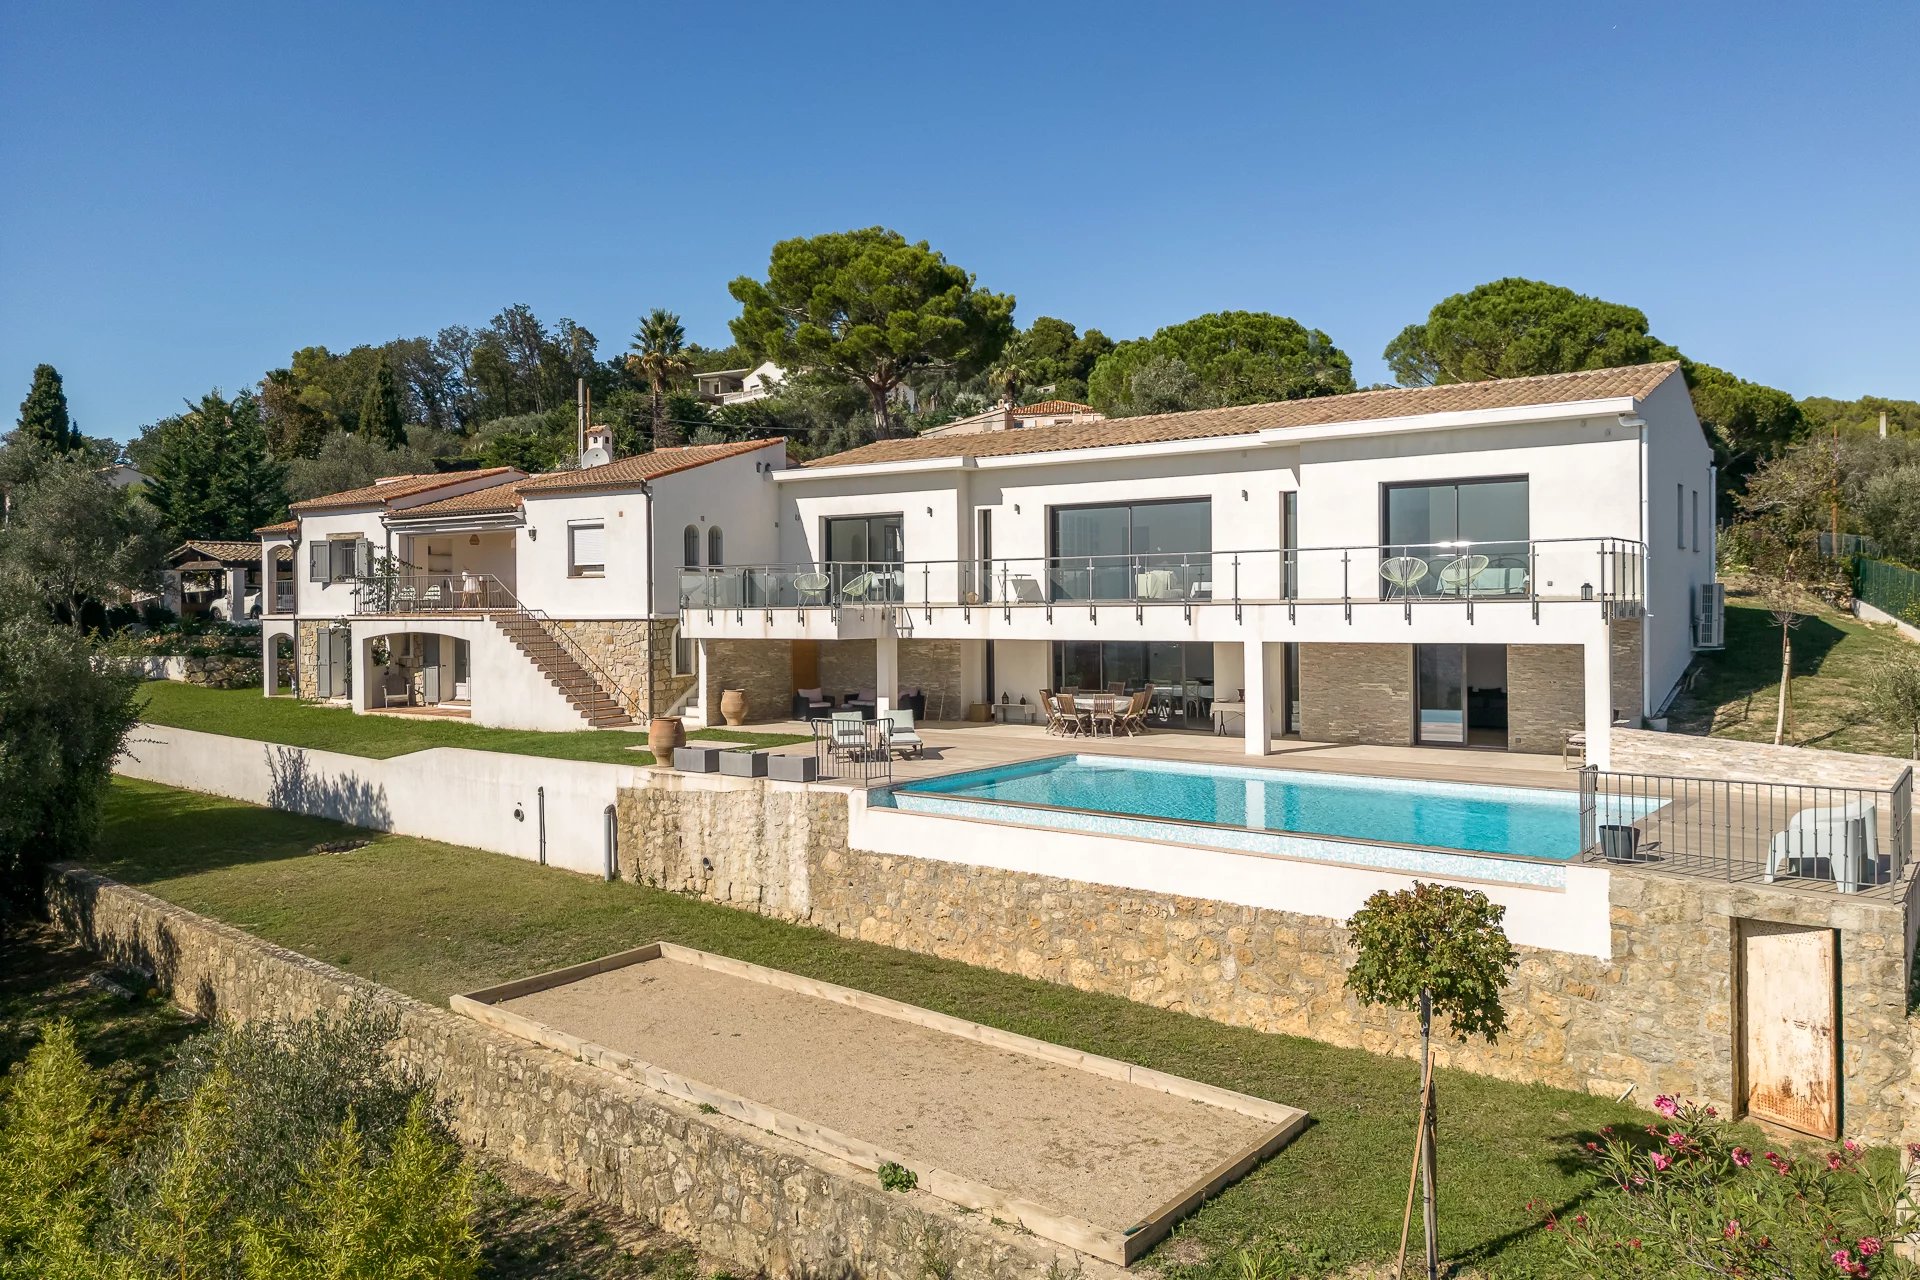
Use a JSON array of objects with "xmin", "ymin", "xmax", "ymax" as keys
[{"xmin": 1546, "ymin": 1096, "xmax": 1919, "ymax": 1278}]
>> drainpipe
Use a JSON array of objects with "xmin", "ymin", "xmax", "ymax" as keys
[
  {"xmin": 640, "ymin": 480, "xmax": 655, "ymax": 721},
  {"xmin": 536, "ymin": 786, "xmax": 546, "ymax": 866}
]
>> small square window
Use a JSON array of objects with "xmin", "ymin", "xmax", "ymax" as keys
[{"xmin": 569, "ymin": 522, "xmax": 605, "ymax": 577}]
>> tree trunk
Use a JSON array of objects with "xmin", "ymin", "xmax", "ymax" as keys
[
  {"xmin": 1773, "ymin": 625, "xmax": 1792, "ymax": 745},
  {"xmin": 650, "ymin": 382, "xmax": 675, "ymax": 450},
  {"xmin": 867, "ymin": 381, "xmax": 896, "ymax": 440},
  {"xmin": 1419, "ymin": 989, "xmax": 1439, "ymax": 1280}
]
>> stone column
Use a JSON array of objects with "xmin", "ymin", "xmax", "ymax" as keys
[
  {"xmin": 1242, "ymin": 638, "xmax": 1272, "ymax": 756},
  {"xmin": 875, "ymin": 633, "xmax": 901, "ymax": 714},
  {"xmin": 227, "ymin": 566, "xmax": 248, "ymax": 617},
  {"xmin": 1582, "ymin": 640, "xmax": 1613, "ymax": 768}
]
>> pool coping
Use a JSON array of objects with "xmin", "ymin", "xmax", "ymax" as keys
[
  {"xmin": 875, "ymin": 752, "xmax": 1631, "ymax": 883},
  {"xmin": 452, "ymin": 941, "xmax": 1309, "ymax": 1267}
]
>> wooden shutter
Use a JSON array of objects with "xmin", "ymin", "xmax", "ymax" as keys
[
  {"xmin": 309, "ymin": 540, "xmax": 327, "ymax": 584},
  {"xmin": 315, "ymin": 626, "xmax": 333, "ymax": 693},
  {"xmin": 355, "ymin": 539, "xmax": 373, "ymax": 579}
]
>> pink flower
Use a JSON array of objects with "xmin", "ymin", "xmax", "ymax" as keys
[
  {"xmin": 1832, "ymin": 1249, "xmax": 1853, "ymax": 1267},
  {"xmin": 1724, "ymin": 1220, "xmax": 1741, "ymax": 1240},
  {"xmin": 1859, "ymin": 1238, "xmax": 1882, "ymax": 1257},
  {"xmin": 1630, "ymin": 1173, "xmax": 1647, "ymax": 1187},
  {"xmin": 1654, "ymin": 1095, "xmax": 1679, "ymax": 1117},
  {"xmin": 1844, "ymin": 1139, "xmax": 1860, "ymax": 1153},
  {"xmin": 1705, "ymin": 1104, "xmax": 1718, "ymax": 1117},
  {"xmin": 1652, "ymin": 1153, "xmax": 1672, "ymax": 1171},
  {"xmin": 1827, "ymin": 1152, "xmax": 1845, "ymax": 1171},
  {"xmin": 1732, "ymin": 1146, "xmax": 1752, "ymax": 1167}
]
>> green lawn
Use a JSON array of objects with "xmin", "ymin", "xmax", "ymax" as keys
[
  {"xmin": 1669, "ymin": 595, "xmax": 1919, "ymax": 757},
  {"xmin": 135, "ymin": 682, "xmax": 809, "ymax": 765},
  {"xmin": 86, "ymin": 778, "xmax": 1682, "ymax": 1279}
]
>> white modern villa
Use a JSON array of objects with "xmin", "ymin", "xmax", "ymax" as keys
[
  {"xmin": 257, "ymin": 361, "xmax": 1718, "ymax": 767},
  {"xmin": 676, "ymin": 361, "xmax": 1718, "ymax": 769}
]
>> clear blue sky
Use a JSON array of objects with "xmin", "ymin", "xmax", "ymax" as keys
[{"xmin": 3, "ymin": 1, "xmax": 1915, "ymax": 441}]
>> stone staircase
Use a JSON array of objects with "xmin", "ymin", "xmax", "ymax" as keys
[{"xmin": 492, "ymin": 614, "xmax": 634, "ymax": 728}]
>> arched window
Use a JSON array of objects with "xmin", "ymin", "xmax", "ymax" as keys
[
  {"xmin": 707, "ymin": 526, "xmax": 724, "ymax": 567},
  {"xmin": 683, "ymin": 524, "xmax": 700, "ymax": 567}
]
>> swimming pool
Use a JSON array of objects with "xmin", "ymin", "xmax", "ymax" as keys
[{"xmin": 879, "ymin": 755, "xmax": 1638, "ymax": 865}]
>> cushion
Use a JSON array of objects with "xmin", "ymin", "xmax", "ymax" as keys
[
  {"xmin": 858, "ymin": 688, "xmax": 877, "ymax": 702},
  {"xmin": 797, "ymin": 687, "xmax": 824, "ymax": 702}
]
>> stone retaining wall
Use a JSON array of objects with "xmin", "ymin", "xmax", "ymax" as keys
[
  {"xmin": 46, "ymin": 867, "xmax": 1116, "ymax": 1280},
  {"xmin": 615, "ymin": 779, "xmax": 1920, "ymax": 1144}
]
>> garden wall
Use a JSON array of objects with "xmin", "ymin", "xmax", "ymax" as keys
[
  {"xmin": 117, "ymin": 724, "xmax": 635, "ymax": 878},
  {"xmin": 614, "ymin": 778, "xmax": 1920, "ymax": 1145},
  {"xmin": 47, "ymin": 869, "xmax": 1102, "ymax": 1280}
]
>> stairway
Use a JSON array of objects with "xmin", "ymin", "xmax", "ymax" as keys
[{"xmin": 493, "ymin": 614, "xmax": 635, "ymax": 728}]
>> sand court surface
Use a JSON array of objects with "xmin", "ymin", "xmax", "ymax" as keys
[{"xmin": 455, "ymin": 944, "xmax": 1306, "ymax": 1263}]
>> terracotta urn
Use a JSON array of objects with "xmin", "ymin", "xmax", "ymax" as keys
[
  {"xmin": 647, "ymin": 716, "xmax": 685, "ymax": 757},
  {"xmin": 719, "ymin": 688, "xmax": 748, "ymax": 727}
]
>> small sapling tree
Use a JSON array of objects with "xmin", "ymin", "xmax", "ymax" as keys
[{"xmin": 1347, "ymin": 881, "xmax": 1518, "ymax": 1280}]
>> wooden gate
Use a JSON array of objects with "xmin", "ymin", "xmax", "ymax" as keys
[{"xmin": 1739, "ymin": 921, "xmax": 1839, "ymax": 1139}]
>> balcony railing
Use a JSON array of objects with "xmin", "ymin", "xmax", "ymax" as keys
[
  {"xmin": 1579, "ymin": 765, "xmax": 1913, "ymax": 895},
  {"xmin": 678, "ymin": 537, "xmax": 1645, "ymax": 622},
  {"xmin": 350, "ymin": 571, "xmax": 520, "ymax": 615}
]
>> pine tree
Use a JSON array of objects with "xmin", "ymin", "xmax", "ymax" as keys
[
  {"xmin": 356, "ymin": 362, "xmax": 407, "ymax": 449},
  {"xmin": 15, "ymin": 364, "xmax": 77, "ymax": 452},
  {"xmin": 217, "ymin": 391, "xmax": 288, "ymax": 535}
]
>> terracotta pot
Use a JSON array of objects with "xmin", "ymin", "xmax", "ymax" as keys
[
  {"xmin": 647, "ymin": 716, "xmax": 685, "ymax": 757},
  {"xmin": 719, "ymin": 688, "xmax": 748, "ymax": 727}
]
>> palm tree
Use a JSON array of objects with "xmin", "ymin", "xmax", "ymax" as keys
[
  {"xmin": 627, "ymin": 309, "xmax": 692, "ymax": 449},
  {"xmin": 987, "ymin": 354, "xmax": 1033, "ymax": 432}
]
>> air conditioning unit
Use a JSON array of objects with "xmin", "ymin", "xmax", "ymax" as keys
[{"xmin": 1693, "ymin": 582, "xmax": 1725, "ymax": 650}]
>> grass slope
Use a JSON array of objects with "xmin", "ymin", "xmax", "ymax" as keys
[
  {"xmin": 1669, "ymin": 596, "xmax": 1917, "ymax": 757},
  {"xmin": 89, "ymin": 777, "xmax": 1671, "ymax": 1279},
  {"xmin": 135, "ymin": 682, "xmax": 807, "ymax": 765}
]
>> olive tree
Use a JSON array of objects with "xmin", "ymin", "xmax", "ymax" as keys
[{"xmin": 1347, "ymin": 882, "xmax": 1517, "ymax": 1280}]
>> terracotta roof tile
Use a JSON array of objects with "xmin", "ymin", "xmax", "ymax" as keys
[
  {"xmin": 808, "ymin": 363, "xmax": 1683, "ymax": 469},
  {"xmin": 388, "ymin": 476, "xmax": 536, "ymax": 520},
  {"xmin": 516, "ymin": 438, "xmax": 782, "ymax": 496},
  {"xmin": 1014, "ymin": 399, "xmax": 1098, "ymax": 415},
  {"xmin": 287, "ymin": 468, "xmax": 518, "ymax": 512},
  {"xmin": 170, "ymin": 539, "xmax": 292, "ymax": 564},
  {"xmin": 254, "ymin": 519, "xmax": 298, "ymax": 535}
]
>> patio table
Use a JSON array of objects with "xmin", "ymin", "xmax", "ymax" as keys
[
  {"xmin": 1210, "ymin": 701, "xmax": 1247, "ymax": 735},
  {"xmin": 992, "ymin": 702, "xmax": 1037, "ymax": 725}
]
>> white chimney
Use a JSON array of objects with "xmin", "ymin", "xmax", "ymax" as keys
[{"xmin": 581, "ymin": 424, "xmax": 614, "ymax": 469}]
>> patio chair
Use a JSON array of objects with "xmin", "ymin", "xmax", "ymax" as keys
[
  {"xmin": 1436, "ymin": 554, "xmax": 1490, "ymax": 597},
  {"xmin": 1108, "ymin": 682, "xmax": 1127, "ymax": 697},
  {"xmin": 1040, "ymin": 692, "xmax": 1070, "ymax": 736},
  {"xmin": 1088, "ymin": 693, "xmax": 1120, "ymax": 737},
  {"xmin": 1120, "ymin": 688, "xmax": 1153, "ymax": 735},
  {"xmin": 421, "ymin": 583, "xmax": 444, "ymax": 610},
  {"xmin": 845, "ymin": 688, "xmax": 878, "ymax": 719},
  {"xmin": 379, "ymin": 670, "xmax": 411, "ymax": 708},
  {"xmin": 1379, "ymin": 555, "xmax": 1428, "ymax": 599},
  {"xmin": 828, "ymin": 711, "xmax": 869, "ymax": 760},
  {"xmin": 884, "ymin": 709, "xmax": 925, "ymax": 758},
  {"xmin": 793, "ymin": 572, "xmax": 831, "ymax": 605},
  {"xmin": 1562, "ymin": 731, "xmax": 1587, "ymax": 768},
  {"xmin": 1007, "ymin": 575, "xmax": 1046, "ymax": 603},
  {"xmin": 1767, "ymin": 802, "xmax": 1879, "ymax": 893},
  {"xmin": 839, "ymin": 572, "xmax": 878, "ymax": 603},
  {"xmin": 394, "ymin": 585, "xmax": 417, "ymax": 612},
  {"xmin": 1056, "ymin": 693, "xmax": 1089, "ymax": 737},
  {"xmin": 1134, "ymin": 568, "xmax": 1178, "ymax": 599},
  {"xmin": 791, "ymin": 687, "xmax": 833, "ymax": 720}
]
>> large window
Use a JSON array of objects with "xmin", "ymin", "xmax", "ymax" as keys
[
  {"xmin": 824, "ymin": 514, "xmax": 904, "ymax": 601},
  {"xmin": 1048, "ymin": 498, "xmax": 1210, "ymax": 602},
  {"xmin": 1381, "ymin": 477, "xmax": 1528, "ymax": 598},
  {"xmin": 1051, "ymin": 641, "xmax": 1215, "ymax": 728},
  {"xmin": 308, "ymin": 537, "xmax": 368, "ymax": 585}
]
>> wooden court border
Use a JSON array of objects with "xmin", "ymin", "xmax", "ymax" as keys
[{"xmin": 453, "ymin": 941, "xmax": 1309, "ymax": 1265}]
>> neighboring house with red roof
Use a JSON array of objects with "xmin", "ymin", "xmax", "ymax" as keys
[
  {"xmin": 919, "ymin": 399, "xmax": 1106, "ymax": 438},
  {"xmin": 678, "ymin": 362, "xmax": 1722, "ymax": 769},
  {"xmin": 256, "ymin": 431, "xmax": 788, "ymax": 731}
]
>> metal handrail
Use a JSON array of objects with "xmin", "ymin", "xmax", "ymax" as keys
[
  {"xmin": 348, "ymin": 571, "xmax": 644, "ymax": 722},
  {"xmin": 1578, "ymin": 764, "xmax": 1913, "ymax": 894},
  {"xmin": 677, "ymin": 537, "xmax": 1649, "ymax": 615}
]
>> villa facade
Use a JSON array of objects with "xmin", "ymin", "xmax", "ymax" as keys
[
  {"xmin": 257, "ymin": 362, "xmax": 1717, "ymax": 768},
  {"xmin": 678, "ymin": 361, "xmax": 1717, "ymax": 768}
]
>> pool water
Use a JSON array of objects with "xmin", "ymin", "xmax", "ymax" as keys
[{"xmin": 886, "ymin": 755, "xmax": 1605, "ymax": 860}]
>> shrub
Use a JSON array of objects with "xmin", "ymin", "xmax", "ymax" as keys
[
  {"xmin": 0, "ymin": 1020, "xmax": 116, "ymax": 1278},
  {"xmin": 877, "ymin": 1161, "xmax": 918, "ymax": 1193},
  {"xmin": 1550, "ymin": 1097, "xmax": 1919, "ymax": 1278}
]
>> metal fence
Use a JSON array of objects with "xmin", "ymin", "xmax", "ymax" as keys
[
  {"xmin": 1852, "ymin": 557, "xmax": 1920, "ymax": 626},
  {"xmin": 811, "ymin": 717, "xmax": 894, "ymax": 783},
  {"xmin": 1578, "ymin": 766, "xmax": 1913, "ymax": 895}
]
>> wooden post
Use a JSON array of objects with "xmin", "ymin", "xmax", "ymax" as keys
[{"xmin": 1419, "ymin": 988, "xmax": 1439, "ymax": 1280}]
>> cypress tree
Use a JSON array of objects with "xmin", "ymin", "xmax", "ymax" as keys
[
  {"xmin": 16, "ymin": 363, "xmax": 77, "ymax": 451},
  {"xmin": 357, "ymin": 362, "xmax": 407, "ymax": 449},
  {"xmin": 215, "ymin": 391, "xmax": 288, "ymax": 535}
]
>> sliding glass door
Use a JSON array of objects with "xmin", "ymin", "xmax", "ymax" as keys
[
  {"xmin": 1381, "ymin": 477, "xmax": 1529, "ymax": 598},
  {"xmin": 1415, "ymin": 643, "xmax": 1508, "ymax": 748},
  {"xmin": 1049, "ymin": 499, "xmax": 1210, "ymax": 602},
  {"xmin": 1051, "ymin": 641, "xmax": 1215, "ymax": 728},
  {"xmin": 824, "ymin": 514, "xmax": 904, "ymax": 601}
]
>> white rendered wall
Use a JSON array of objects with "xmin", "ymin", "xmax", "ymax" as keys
[
  {"xmin": 846, "ymin": 793, "xmax": 1615, "ymax": 959},
  {"xmin": 294, "ymin": 509, "xmax": 388, "ymax": 616},
  {"xmin": 345, "ymin": 617, "xmax": 592, "ymax": 732},
  {"xmin": 651, "ymin": 443, "xmax": 787, "ymax": 611},
  {"xmin": 116, "ymin": 724, "xmax": 635, "ymax": 877},
  {"xmin": 1638, "ymin": 374, "xmax": 1716, "ymax": 714},
  {"xmin": 516, "ymin": 491, "xmax": 652, "ymax": 618}
]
